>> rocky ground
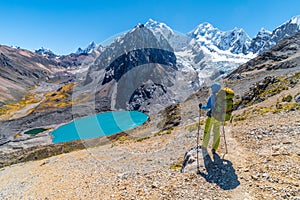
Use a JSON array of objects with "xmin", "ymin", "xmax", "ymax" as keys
[{"xmin": 0, "ymin": 89, "xmax": 299, "ymax": 199}]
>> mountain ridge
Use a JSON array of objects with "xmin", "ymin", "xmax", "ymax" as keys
[{"xmin": 10, "ymin": 15, "xmax": 299, "ymax": 58}]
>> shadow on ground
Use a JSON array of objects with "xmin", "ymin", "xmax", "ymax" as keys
[{"xmin": 198, "ymin": 150, "xmax": 240, "ymax": 190}]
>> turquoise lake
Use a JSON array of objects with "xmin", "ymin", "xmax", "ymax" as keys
[{"xmin": 51, "ymin": 111, "xmax": 148, "ymax": 144}]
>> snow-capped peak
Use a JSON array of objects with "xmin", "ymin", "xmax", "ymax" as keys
[
  {"xmin": 290, "ymin": 15, "xmax": 300, "ymax": 26},
  {"xmin": 194, "ymin": 22, "xmax": 217, "ymax": 32},
  {"xmin": 262, "ymin": 15, "xmax": 300, "ymax": 50},
  {"xmin": 188, "ymin": 22, "xmax": 220, "ymax": 39},
  {"xmin": 188, "ymin": 23, "xmax": 251, "ymax": 54},
  {"xmin": 145, "ymin": 19, "xmax": 173, "ymax": 31},
  {"xmin": 258, "ymin": 28, "xmax": 272, "ymax": 35},
  {"xmin": 216, "ymin": 28, "xmax": 251, "ymax": 54},
  {"xmin": 145, "ymin": 18, "xmax": 174, "ymax": 40},
  {"xmin": 35, "ymin": 47, "xmax": 56, "ymax": 56},
  {"xmin": 76, "ymin": 41, "xmax": 97, "ymax": 55}
]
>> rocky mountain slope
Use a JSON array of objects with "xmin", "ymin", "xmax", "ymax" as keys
[
  {"xmin": 0, "ymin": 45, "xmax": 54, "ymax": 102},
  {"xmin": 76, "ymin": 24, "xmax": 199, "ymax": 115},
  {"xmin": 0, "ymin": 41, "xmax": 103, "ymax": 103},
  {"xmin": 0, "ymin": 27, "xmax": 299, "ymax": 199},
  {"xmin": 229, "ymin": 31, "xmax": 300, "ymax": 76}
]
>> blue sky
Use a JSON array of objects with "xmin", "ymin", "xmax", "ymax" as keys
[{"xmin": 0, "ymin": 0, "xmax": 299, "ymax": 55}]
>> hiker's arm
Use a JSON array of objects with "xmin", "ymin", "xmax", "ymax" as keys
[{"xmin": 201, "ymin": 96, "xmax": 212, "ymax": 110}]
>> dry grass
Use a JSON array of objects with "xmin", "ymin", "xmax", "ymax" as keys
[
  {"xmin": 0, "ymin": 93, "xmax": 42, "ymax": 118},
  {"xmin": 36, "ymin": 83, "xmax": 74, "ymax": 111}
]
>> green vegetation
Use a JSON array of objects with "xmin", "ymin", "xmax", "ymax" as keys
[
  {"xmin": 187, "ymin": 123, "xmax": 198, "ymax": 132},
  {"xmin": 186, "ymin": 120, "xmax": 204, "ymax": 132},
  {"xmin": 233, "ymin": 99, "xmax": 243, "ymax": 109},
  {"xmin": 233, "ymin": 114, "xmax": 247, "ymax": 122},
  {"xmin": 116, "ymin": 135, "xmax": 129, "ymax": 143},
  {"xmin": 136, "ymin": 136, "xmax": 151, "ymax": 142},
  {"xmin": 234, "ymin": 72, "xmax": 300, "ymax": 109},
  {"xmin": 275, "ymin": 102, "xmax": 299, "ymax": 112},
  {"xmin": 282, "ymin": 94, "xmax": 292, "ymax": 102},
  {"xmin": 241, "ymin": 101, "xmax": 300, "ymax": 118},
  {"xmin": 170, "ymin": 163, "xmax": 182, "ymax": 171},
  {"xmin": 154, "ymin": 128, "xmax": 173, "ymax": 137}
]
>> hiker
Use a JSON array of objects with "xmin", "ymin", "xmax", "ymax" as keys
[{"xmin": 199, "ymin": 82, "xmax": 221, "ymax": 154}]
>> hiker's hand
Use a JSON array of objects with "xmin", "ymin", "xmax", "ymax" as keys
[{"xmin": 199, "ymin": 103, "xmax": 202, "ymax": 109}]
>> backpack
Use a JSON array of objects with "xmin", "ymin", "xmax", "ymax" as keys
[{"xmin": 212, "ymin": 87, "xmax": 234, "ymax": 122}]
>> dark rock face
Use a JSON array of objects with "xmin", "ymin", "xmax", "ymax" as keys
[
  {"xmin": 161, "ymin": 104, "xmax": 181, "ymax": 131},
  {"xmin": 0, "ymin": 53, "xmax": 10, "ymax": 66},
  {"xmin": 127, "ymin": 83, "xmax": 167, "ymax": 112},
  {"xmin": 75, "ymin": 42, "xmax": 97, "ymax": 55},
  {"xmin": 102, "ymin": 48, "xmax": 177, "ymax": 85},
  {"xmin": 35, "ymin": 47, "xmax": 57, "ymax": 58}
]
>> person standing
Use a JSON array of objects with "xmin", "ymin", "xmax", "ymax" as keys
[{"xmin": 200, "ymin": 82, "xmax": 221, "ymax": 155}]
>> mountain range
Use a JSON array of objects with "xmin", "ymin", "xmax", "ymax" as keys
[
  {"xmin": 71, "ymin": 15, "xmax": 300, "ymax": 86},
  {"xmin": 0, "ymin": 14, "xmax": 300, "ymax": 199},
  {"xmin": 78, "ymin": 15, "xmax": 300, "ymax": 113},
  {"xmin": 36, "ymin": 15, "xmax": 300, "ymax": 58},
  {"xmin": 0, "ymin": 15, "xmax": 299, "ymax": 111},
  {"xmin": 0, "ymin": 15, "xmax": 299, "ymax": 138}
]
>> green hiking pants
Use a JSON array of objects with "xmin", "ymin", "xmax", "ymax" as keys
[{"xmin": 202, "ymin": 116, "xmax": 221, "ymax": 150}]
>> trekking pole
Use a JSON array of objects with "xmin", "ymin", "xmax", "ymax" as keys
[
  {"xmin": 222, "ymin": 121, "xmax": 228, "ymax": 158},
  {"xmin": 196, "ymin": 104, "xmax": 202, "ymax": 173}
]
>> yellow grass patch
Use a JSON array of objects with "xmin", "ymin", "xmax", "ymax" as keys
[{"xmin": 0, "ymin": 93, "xmax": 42, "ymax": 118}]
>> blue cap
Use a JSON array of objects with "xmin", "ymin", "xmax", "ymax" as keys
[{"xmin": 210, "ymin": 82, "xmax": 221, "ymax": 93}]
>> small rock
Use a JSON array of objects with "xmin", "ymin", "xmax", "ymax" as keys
[
  {"xmin": 295, "ymin": 94, "xmax": 300, "ymax": 103},
  {"xmin": 40, "ymin": 160, "xmax": 50, "ymax": 166},
  {"xmin": 262, "ymin": 173, "xmax": 270, "ymax": 179},
  {"xmin": 257, "ymin": 135, "xmax": 263, "ymax": 139},
  {"xmin": 151, "ymin": 182, "xmax": 159, "ymax": 188},
  {"xmin": 118, "ymin": 173, "xmax": 128, "ymax": 179},
  {"xmin": 251, "ymin": 175, "xmax": 259, "ymax": 181},
  {"xmin": 244, "ymin": 168, "xmax": 249, "ymax": 172}
]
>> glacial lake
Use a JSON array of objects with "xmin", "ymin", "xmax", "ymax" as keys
[{"xmin": 51, "ymin": 111, "xmax": 148, "ymax": 144}]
